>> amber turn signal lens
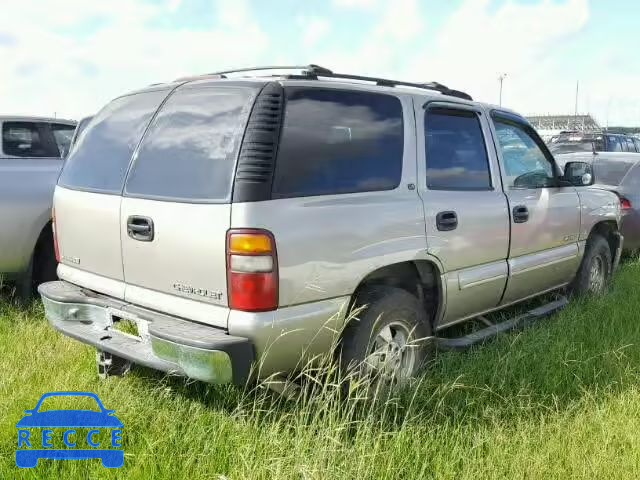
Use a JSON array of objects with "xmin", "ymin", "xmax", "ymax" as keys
[{"xmin": 228, "ymin": 233, "xmax": 273, "ymax": 254}]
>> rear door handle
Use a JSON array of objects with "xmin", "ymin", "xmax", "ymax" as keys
[
  {"xmin": 127, "ymin": 216, "xmax": 154, "ymax": 242},
  {"xmin": 436, "ymin": 211, "xmax": 458, "ymax": 231},
  {"xmin": 512, "ymin": 205, "xmax": 529, "ymax": 223}
]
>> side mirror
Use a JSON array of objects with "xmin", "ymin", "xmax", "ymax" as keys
[{"xmin": 563, "ymin": 161, "xmax": 594, "ymax": 187}]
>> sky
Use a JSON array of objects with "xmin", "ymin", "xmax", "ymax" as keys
[{"xmin": 1, "ymin": 0, "xmax": 639, "ymax": 126}]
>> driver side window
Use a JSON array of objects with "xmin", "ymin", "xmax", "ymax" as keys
[{"xmin": 493, "ymin": 119, "xmax": 555, "ymax": 189}]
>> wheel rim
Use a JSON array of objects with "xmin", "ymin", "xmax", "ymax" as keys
[
  {"xmin": 588, "ymin": 255, "xmax": 605, "ymax": 293},
  {"xmin": 363, "ymin": 321, "xmax": 416, "ymax": 384}
]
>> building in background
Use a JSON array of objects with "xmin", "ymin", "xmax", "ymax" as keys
[{"xmin": 527, "ymin": 114, "xmax": 602, "ymax": 141}]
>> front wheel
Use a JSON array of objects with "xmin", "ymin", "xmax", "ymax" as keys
[{"xmin": 569, "ymin": 234, "xmax": 612, "ymax": 296}]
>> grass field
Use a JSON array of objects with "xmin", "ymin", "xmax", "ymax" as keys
[{"xmin": 2, "ymin": 260, "xmax": 640, "ymax": 479}]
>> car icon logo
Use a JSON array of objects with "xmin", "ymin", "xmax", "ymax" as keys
[{"xmin": 15, "ymin": 391, "xmax": 123, "ymax": 468}]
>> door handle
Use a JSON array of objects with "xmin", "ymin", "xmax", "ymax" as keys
[
  {"xmin": 436, "ymin": 211, "xmax": 458, "ymax": 231},
  {"xmin": 512, "ymin": 205, "xmax": 529, "ymax": 223},
  {"xmin": 127, "ymin": 216, "xmax": 154, "ymax": 242}
]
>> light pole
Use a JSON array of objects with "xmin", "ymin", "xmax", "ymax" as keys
[{"xmin": 498, "ymin": 73, "xmax": 507, "ymax": 106}]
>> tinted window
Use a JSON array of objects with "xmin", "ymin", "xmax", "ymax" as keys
[
  {"xmin": 59, "ymin": 90, "xmax": 168, "ymax": 194},
  {"xmin": 51, "ymin": 124, "xmax": 76, "ymax": 158},
  {"xmin": 608, "ymin": 136, "xmax": 623, "ymax": 152},
  {"xmin": 625, "ymin": 137, "xmax": 637, "ymax": 152},
  {"xmin": 2, "ymin": 122, "xmax": 58, "ymax": 157},
  {"xmin": 425, "ymin": 109, "xmax": 491, "ymax": 190},
  {"xmin": 494, "ymin": 119, "xmax": 555, "ymax": 188},
  {"xmin": 272, "ymin": 88, "xmax": 403, "ymax": 198},
  {"xmin": 125, "ymin": 87, "xmax": 255, "ymax": 202}
]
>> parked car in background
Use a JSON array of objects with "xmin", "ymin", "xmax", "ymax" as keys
[
  {"xmin": 39, "ymin": 65, "xmax": 622, "ymax": 390},
  {"xmin": 556, "ymin": 152, "xmax": 640, "ymax": 252},
  {"xmin": 549, "ymin": 132, "xmax": 640, "ymax": 155},
  {"xmin": 0, "ymin": 116, "xmax": 76, "ymax": 297}
]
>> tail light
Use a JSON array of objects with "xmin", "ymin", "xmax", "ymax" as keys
[
  {"xmin": 620, "ymin": 197, "xmax": 632, "ymax": 211},
  {"xmin": 52, "ymin": 208, "xmax": 60, "ymax": 263},
  {"xmin": 226, "ymin": 229, "xmax": 278, "ymax": 312}
]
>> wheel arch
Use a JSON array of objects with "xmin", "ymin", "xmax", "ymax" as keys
[
  {"xmin": 588, "ymin": 220, "xmax": 621, "ymax": 263},
  {"xmin": 346, "ymin": 258, "xmax": 444, "ymax": 330}
]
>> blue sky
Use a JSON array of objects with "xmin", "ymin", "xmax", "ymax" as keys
[{"xmin": 1, "ymin": 0, "xmax": 639, "ymax": 125}]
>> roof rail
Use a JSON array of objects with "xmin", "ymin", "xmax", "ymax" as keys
[{"xmin": 200, "ymin": 64, "xmax": 472, "ymax": 101}]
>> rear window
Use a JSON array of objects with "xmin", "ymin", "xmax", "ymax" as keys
[
  {"xmin": 2, "ymin": 121, "xmax": 59, "ymax": 158},
  {"xmin": 59, "ymin": 90, "xmax": 169, "ymax": 194},
  {"xmin": 272, "ymin": 88, "xmax": 403, "ymax": 198},
  {"xmin": 124, "ymin": 86, "xmax": 255, "ymax": 202},
  {"xmin": 550, "ymin": 141, "xmax": 595, "ymax": 155}
]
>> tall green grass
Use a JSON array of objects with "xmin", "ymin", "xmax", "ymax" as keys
[{"xmin": 2, "ymin": 261, "xmax": 640, "ymax": 479}]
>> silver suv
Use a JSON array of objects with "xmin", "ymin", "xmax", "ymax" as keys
[
  {"xmin": 39, "ymin": 66, "xmax": 622, "ymax": 386},
  {"xmin": 0, "ymin": 116, "xmax": 76, "ymax": 296}
]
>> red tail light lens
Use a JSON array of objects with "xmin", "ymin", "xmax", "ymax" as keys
[
  {"xmin": 620, "ymin": 197, "xmax": 632, "ymax": 210},
  {"xmin": 52, "ymin": 208, "xmax": 60, "ymax": 263},
  {"xmin": 227, "ymin": 229, "xmax": 278, "ymax": 312}
]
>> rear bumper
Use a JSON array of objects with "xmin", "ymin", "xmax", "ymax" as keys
[{"xmin": 38, "ymin": 281, "xmax": 254, "ymax": 385}]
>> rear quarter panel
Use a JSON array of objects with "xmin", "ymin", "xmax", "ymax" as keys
[
  {"xmin": 230, "ymin": 94, "xmax": 426, "ymax": 310},
  {"xmin": 576, "ymin": 187, "xmax": 621, "ymax": 241}
]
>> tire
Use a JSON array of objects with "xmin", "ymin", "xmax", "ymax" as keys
[
  {"xmin": 340, "ymin": 286, "xmax": 432, "ymax": 391},
  {"xmin": 569, "ymin": 234, "xmax": 612, "ymax": 296}
]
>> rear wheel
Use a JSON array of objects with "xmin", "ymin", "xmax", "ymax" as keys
[
  {"xmin": 569, "ymin": 234, "xmax": 612, "ymax": 296},
  {"xmin": 340, "ymin": 287, "xmax": 431, "ymax": 392}
]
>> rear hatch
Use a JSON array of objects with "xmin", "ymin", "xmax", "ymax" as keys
[{"xmin": 55, "ymin": 82, "xmax": 259, "ymax": 327}]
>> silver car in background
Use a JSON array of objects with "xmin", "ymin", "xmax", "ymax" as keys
[
  {"xmin": 0, "ymin": 116, "xmax": 76, "ymax": 296},
  {"xmin": 556, "ymin": 152, "xmax": 640, "ymax": 252}
]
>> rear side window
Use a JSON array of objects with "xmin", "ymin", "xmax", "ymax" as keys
[
  {"xmin": 425, "ymin": 109, "xmax": 491, "ymax": 190},
  {"xmin": 125, "ymin": 86, "xmax": 255, "ymax": 202},
  {"xmin": 608, "ymin": 136, "xmax": 623, "ymax": 152},
  {"xmin": 51, "ymin": 123, "xmax": 76, "ymax": 158},
  {"xmin": 625, "ymin": 137, "xmax": 637, "ymax": 152},
  {"xmin": 59, "ymin": 90, "xmax": 168, "ymax": 194},
  {"xmin": 272, "ymin": 88, "xmax": 403, "ymax": 198},
  {"xmin": 2, "ymin": 122, "xmax": 58, "ymax": 158}
]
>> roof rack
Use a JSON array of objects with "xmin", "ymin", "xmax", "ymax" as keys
[{"xmin": 202, "ymin": 64, "xmax": 473, "ymax": 101}]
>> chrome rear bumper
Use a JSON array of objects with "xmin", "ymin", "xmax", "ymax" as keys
[{"xmin": 38, "ymin": 281, "xmax": 254, "ymax": 384}]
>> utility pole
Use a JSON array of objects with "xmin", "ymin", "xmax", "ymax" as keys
[
  {"xmin": 574, "ymin": 81, "xmax": 579, "ymax": 118},
  {"xmin": 498, "ymin": 73, "xmax": 507, "ymax": 106}
]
